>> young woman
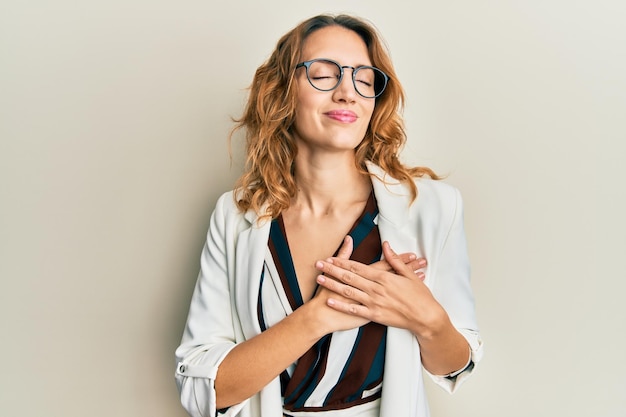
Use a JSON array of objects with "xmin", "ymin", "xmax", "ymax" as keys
[{"xmin": 175, "ymin": 14, "xmax": 483, "ymax": 417}]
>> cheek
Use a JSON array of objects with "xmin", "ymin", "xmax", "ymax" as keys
[
  {"xmin": 292, "ymin": 108, "xmax": 316, "ymax": 141},
  {"xmin": 361, "ymin": 103, "xmax": 376, "ymax": 127},
  {"xmin": 294, "ymin": 78, "xmax": 321, "ymax": 111},
  {"xmin": 293, "ymin": 94, "xmax": 321, "ymax": 129},
  {"xmin": 292, "ymin": 106, "xmax": 309, "ymax": 129},
  {"xmin": 296, "ymin": 91, "xmax": 321, "ymax": 112}
]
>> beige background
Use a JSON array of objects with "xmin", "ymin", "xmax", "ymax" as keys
[{"xmin": 1, "ymin": 1, "xmax": 625, "ymax": 416}]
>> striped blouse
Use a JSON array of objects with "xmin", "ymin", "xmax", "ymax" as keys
[{"xmin": 257, "ymin": 192, "xmax": 386, "ymax": 415}]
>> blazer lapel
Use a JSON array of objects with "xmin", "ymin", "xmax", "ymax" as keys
[
  {"xmin": 366, "ymin": 162, "xmax": 425, "ymax": 416},
  {"xmin": 367, "ymin": 162, "xmax": 419, "ymax": 256},
  {"xmin": 234, "ymin": 209, "xmax": 272, "ymax": 339},
  {"xmin": 233, "ymin": 163, "xmax": 421, "ymax": 339}
]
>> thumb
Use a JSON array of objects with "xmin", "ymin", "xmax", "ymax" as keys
[
  {"xmin": 336, "ymin": 235, "xmax": 354, "ymax": 260},
  {"xmin": 382, "ymin": 241, "xmax": 411, "ymax": 274}
]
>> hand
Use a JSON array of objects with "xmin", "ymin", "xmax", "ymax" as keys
[
  {"xmin": 315, "ymin": 241, "xmax": 445, "ymax": 335},
  {"xmin": 305, "ymin": 235, "xmax": 425, "ymax": 334},
  {"xmin": 336, "ymin": 235, "xmax": 427, "ymax": 277},
  {"xmin": 307, "ymin": 236, "xmax": 369, "ymax": 334}
]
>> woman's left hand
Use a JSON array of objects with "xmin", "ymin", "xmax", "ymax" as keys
[{"xmin": 315, "ymin": 240, "xmax": 446, "ymax": 335}]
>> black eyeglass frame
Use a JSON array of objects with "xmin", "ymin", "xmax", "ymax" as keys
[{"xmin": 295, "ymin": 58, "xmax": 389, "ymax": 99}]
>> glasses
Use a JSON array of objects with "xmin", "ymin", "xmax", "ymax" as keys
[{"xmin": 295, "ymin": 58, "xmax": 389, "ymax": 99}]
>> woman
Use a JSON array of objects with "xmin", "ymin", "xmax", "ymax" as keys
[{"xmin": 175, "ymin": 14, "xmax": 483, "ymax": 417}]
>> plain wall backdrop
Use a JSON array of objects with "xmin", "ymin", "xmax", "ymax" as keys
[{"xmin": 1, "ymin": 1, "xmax": 625, "ymax": 416}]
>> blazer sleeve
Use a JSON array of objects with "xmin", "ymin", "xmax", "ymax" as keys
[
  {"xmin": 425, "ymin": 187, "xmax": 484, "ymax": 393},
  {"xmin": 174, "ymin": 193, "xmax": 249, "ymax": 417}
]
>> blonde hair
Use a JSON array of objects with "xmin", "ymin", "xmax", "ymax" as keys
[{"xmin": 230, "ymin": 14, "xmax": 438, "ymax": 219}]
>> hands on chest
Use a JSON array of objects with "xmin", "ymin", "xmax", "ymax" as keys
[{"xmin": 311, "ymin": 235, "xmax": 445, "ymax": 336}]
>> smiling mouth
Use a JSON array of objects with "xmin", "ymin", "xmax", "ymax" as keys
[{"xmin": 324, "ymin": 110, "xmax": 358, "ymax": 123}]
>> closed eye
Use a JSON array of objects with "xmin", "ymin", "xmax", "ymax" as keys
[{"xmin": 312, "ymin": 75, "xmax": 340, "ymax": 80}]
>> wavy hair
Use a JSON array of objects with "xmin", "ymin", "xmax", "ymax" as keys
[{"xmin": 230, "ymin": 14, "xmax": 439, "ymax": 219}]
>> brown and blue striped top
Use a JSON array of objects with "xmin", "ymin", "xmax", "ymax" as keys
[{"xmin": 258, "ymin": 192, "xmax": 386, "ymax": 413}]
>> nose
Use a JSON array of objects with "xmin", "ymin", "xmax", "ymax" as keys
[{"xmin": 332, "ymin": 67, "xmax": 357, "ymax": 102}]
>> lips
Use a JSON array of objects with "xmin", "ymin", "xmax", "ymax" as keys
[{"xmin": 324, "ymin": 110, "xmax": 358, "ymax": 123}]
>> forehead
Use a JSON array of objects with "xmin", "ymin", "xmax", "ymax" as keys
[{"xmin": 300, "ymin": 26, "xmax": 371, "ymax": 65}]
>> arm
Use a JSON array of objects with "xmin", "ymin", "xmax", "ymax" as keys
[
  {"xmin": 314, "ymin": 188, "xmax": 482, "ymax": 390},
  {"xmin": 213, "ymin": 293, "xmax": 368, "ymax": 409},
  {"xmin": 378, "ymin": 242, "xmax": 471, "ymax": 377},
  {"xmin": 175, "ymin": 193, "xmax": 242, "ymax": 417},
  {"xmin": 315, "ymin": 241, "xmax": 470, "ymax": 375},
  {"xmin": 421, "ymin": 188, "xmax": 483, "ymax": 390},
  {"xmin": 214, "ymin": 237, "xmax": 425, "ymax": 409},
  {"xmin": 175, "ymin": 201, "xmax": 373, "ymax": 415}
]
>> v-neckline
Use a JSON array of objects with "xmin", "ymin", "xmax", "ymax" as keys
[{"xmin": 270, "ymin": 191, "xmax": 378, "ymax": 309}]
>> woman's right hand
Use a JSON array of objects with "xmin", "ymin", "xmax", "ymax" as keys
[
  {"xmin": 212, "ymin": 237, "xmax": 427, "ymax": 409},
  {"xmin": 307, "ymin": 236, "xmax": 426, "ymax": 334},
  {"xmin": 309, "ymin": 283, "xmax": 371, "ymax": 334},
  {"xmin": 337, "ymin": 235, "xmax": 427, "ymax": 276}
]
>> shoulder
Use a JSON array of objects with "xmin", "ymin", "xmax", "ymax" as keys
[
  {"xmin": 212, "ymin": 189, "xmax": 264, "ymax": 228},
  {"xmin": 212, "ymin": 190, "xmax": 238, "ymax": 216},
  {"xmin": 414, "ymin": 177, "xmax": 462, "ymax": 209},
  {"xmin": 368, "ymin": 162, "xmax": 463, "ymax": 229},
  {"xmin": 413, "ymin": 177, "xmax": 463, "ymax": 221},
  {"xmin": 410, "ymin": 179, "xmax": 465, "ymax": 239},
  {"xmin": 209, "ymin": 190, "xmax": 246, "ymax": 228},
  {"xmin": 366, "ymin": 161, "xmax": 461, "ymax": 213}
]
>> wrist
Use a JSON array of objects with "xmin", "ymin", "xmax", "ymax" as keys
[
  {"xmin": 292, "ymin": 300, "xmax": 330, "ymax": 341},
  {"xmin": 410, "ymin": 305, "xmax": 450, "ymax": 341}
]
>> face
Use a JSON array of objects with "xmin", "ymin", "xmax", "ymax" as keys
[{"xmin": 292, "ymin": 26, "xmax": 376, "ymax": 155}]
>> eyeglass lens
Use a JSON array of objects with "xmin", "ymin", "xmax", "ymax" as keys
[{"xmin": 306, "ymin": 60, "xmax": 386, "ymax": 98}]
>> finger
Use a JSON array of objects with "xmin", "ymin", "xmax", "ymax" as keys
[
  {"xmin": 397, "ymin": 252, "xmax": 417, "ymax": 263},
  {"xmin": 326, "ymin": 297, "xmax": 372, "ymax": 319},
  {"xmin": 371, "ymin": 252, "xmax": 416, "ymax": 271},
  {"xmin": 317, "ymin": 274, "xmax": 368, "ymax": 304},
  {"xmin": 372, "ymin": 258, "xmax": 426, "ymax": 275},
  {"xmin": 315, "ymin": 259, "xmax": 372, "ymax": 288},
  {"xmin": 336, "ymin": 235, "xmax": 353, "ymax": 260},
  {"xmin": 370, "ymin": 260, "xmax": 391, "ymax": 272},
  {"xmin": 406, "ymin": 257, "xmax": 427, "ymax": 273},
  {"xmin": 381, "ymin": 241, "xmax": 415, "ymax": 278}
]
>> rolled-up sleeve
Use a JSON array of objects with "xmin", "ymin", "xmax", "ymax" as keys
[
  {"xmin": 426, "ymin": 187, "xmax": 484, "ymax": 393},
  {"xmin": 174, "ymin": 193, "xmax": 249, "ymax": 417}
]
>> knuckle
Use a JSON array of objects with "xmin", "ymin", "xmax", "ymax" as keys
[
  {"xmin": 323, "ymin": 278, "xmax": 334, "ymax": 289},
  {"xmin": 372, "ymin": 286, "xmax": 387, "ymax": 298}
]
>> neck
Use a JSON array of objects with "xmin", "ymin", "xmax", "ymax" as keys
[{"xmin": 291, "ymin": 152, "xmax": 371, "ymax": 217}]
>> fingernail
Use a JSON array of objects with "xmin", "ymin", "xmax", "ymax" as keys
[
  {"xmin": 418, "ymin": 259, "xmax": 426, "ymax": 267},
  {"xmin": 317, "ymin": 275, "xmax": 326, "ymax": 284},
  {"xmin": 315, "ymin": 261, "xmax": 324, "ymax": 269},
  {"xmin": 409, "ymin": 254, "xmax": 416, "ymax": 260},
  {"xmin": 327, "ymin": 299, "xmax": 335, "ymax": 306}
]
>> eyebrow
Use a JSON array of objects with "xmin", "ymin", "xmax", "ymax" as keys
[{"xmin": 306, "ymin": 57, "xmax": 374, "ymax": 67}]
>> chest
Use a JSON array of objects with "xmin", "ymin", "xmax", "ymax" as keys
[
  {"xmin": 281, "ymin": 215, "xmax": 360, "ymax": 301},
  {"xmin": 270, "ymin": 192, "xmax": 380, "ymax": 303}
]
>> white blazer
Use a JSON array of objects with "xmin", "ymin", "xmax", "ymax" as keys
[{"xmin": 175, "ymin": 162, "xmax": 483, "ymax": 417}]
